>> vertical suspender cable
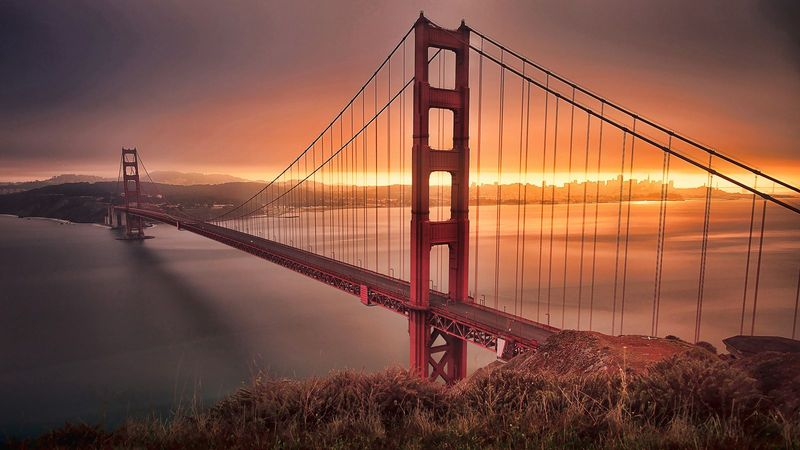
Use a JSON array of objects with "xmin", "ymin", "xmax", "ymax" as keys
[
  {"xmin": 793, "ymin": 267, "xmax": 800, "ymax": 339},
  {"xmin": 341, "ymin": 119, "xmax": 346, "ymax": 261},
  {"xmin": 395, "ymin": 70, "xmax": 400, "ymax": 276},
  {"xmin": 337, "ymin": 151, "xmax": 341, "ymax": 257},
  {"xmin": 387, "ymin": 58, "xmax": 392, "ymax": 274},
  {"xmin": 652, "ymin": 139, "xmax": 671, "ymax": 336},
  {"xmin": 297, "ymin": 163, "xmax": 302, "ymax": 246},
  {"xmin": 519, "ymin": 78, "xmax": 532, "ymax": 318},
  {"xmin": 561, "ymin": 88, "xmax": 576, "ymax": 328},
  {"xmin": 619, "ymin": 120, "xmax": 637, "ymax": 334},
  {"xmin": 493, "ymin": 51, "xmax": 505, "ymax": 310},
  {"xmin": 577, "ymin": 113, "xmax": 591, "ymax": 330},
  {"xmin": 537, "ymin": 75, "xmax": 550, "ymax": 322},
  {"xmin": 305, "ymin": 153, "xmax": 310, "ymax": 249},
  {"xmin": 350, "ymin": 106, "xmax": 356, "ymax": 263},
  {"xmin": 332, "ymin": 127, "xmax": 336, "ymax": 255},
  {"xmin": 545, "ymin": 98, "xmax": 560, "ymax": 325},
  {"xmin": 611, "ymin": 131, "xmax": 627, "ymax": 335},
  {"xmin": 401, "ymin": 39, "xmax": 406, "ymax": 279},
  {"xmin": 750, "ymin": 200, "xmax": 767, "ymax": 335},
  {"xmin": 739, "ymin": 176, "xmax": 758, "ymax": 335},
  {"xmin": 513, "ymin": 64, "xmax": 526, "ymax": 315},
  {"xmin": 694, "ymin": 154, "xmax": 713, "ymax": 342},
  {"xmin": 363, "ymin": 91, "xmax": 368, "ymax": 266},
  {"xmin": 472, "ymin": 38, "xmax": 484, "ymax": 301},
  {"xmin": 374, "ymin": 79, "xmax": 379, "ymax": 271},
  {"xmin": 313, "ymin": 143, "xmax": 318, "ymax": 253},
  {"xmin": 354, "ymin": 106, "xmax": 358, "ymax": 264},
  {"xmin": 285, "ymin": 170, "xmax": 290, "ymax": 244},
  {"xmin": 261, "ymin": 189, "xmax": 264, "ymax": 238},
  {"xmin": 286, "ymin": 164, "xmax": 297, "ymax": 246},
  {"xmin": 269, "ymin": 182, "xmax": 274, "ymax": 240},
  {"xmin": 341, "ymin": 118, "xmax": 346, "ymax": 260},
  {"xmin": 320, "ymin": 131, "xmax": 326, "ymax": 250},
  {"xmin": 321, "ymin": 134, "xmax": 326, "ymax": 254},
  {"xmin": 329, "ymin": 128, "xmax": 334, "ymax": 253}
]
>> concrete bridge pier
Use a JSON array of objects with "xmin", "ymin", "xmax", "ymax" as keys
[{"xmin": 106, "ymin": 205, "xmax": 124, "ymax": 229}]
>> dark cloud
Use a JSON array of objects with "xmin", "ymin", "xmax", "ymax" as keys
[
  {"xmin": 756, "ymin": 0, "xmax": 800, "ymax": 69},
  {"xmin": 0, "ymin": 0, "xmax": 797, "ymax": 179},
  {"xmin": 0, "ymin": 2, "xmax": 126, "ymax": 112}
]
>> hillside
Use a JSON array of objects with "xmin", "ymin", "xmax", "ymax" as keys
[
  {"xmin": 0, "ymin": 174, "xmax": 110, "ymax": 194},
  {"xmin": 0, "ymin": 181, "xmax": 266, "ymax": 223},
  {"xmin": 0, "ymin": 172, "xmax": 257, "ymax": 195},
  {"xmin": 147, "ymin": 171, "xmax": 254, "ymax": 185},
  {"xmin": 11, "ymin": 331, "xmax": 800, "ymax": 449}
]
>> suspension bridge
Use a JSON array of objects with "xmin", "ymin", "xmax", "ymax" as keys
[{"xmin": 111, "ymin": 14, "xmax": 800, "ymax": 385}]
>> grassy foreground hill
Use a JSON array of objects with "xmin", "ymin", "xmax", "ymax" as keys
[{"xmin": 11, "ymin": 331, "xmax": 800, "ymax": 449}]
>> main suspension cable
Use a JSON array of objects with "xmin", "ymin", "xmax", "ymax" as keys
[{"xmin": 466, "ymin": 25, "xmax": 799, "ymax": 197}]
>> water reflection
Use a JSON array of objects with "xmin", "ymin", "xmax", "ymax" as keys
[{"xmin": 238, "ymin": 198, "xmax": 800, "ymax": 347}]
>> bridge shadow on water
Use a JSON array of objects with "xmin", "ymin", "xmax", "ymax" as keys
[
  {"xmin": 119, "ymin": 231, "xmax": 252, "ymax": 373},
  {"xmin": 0, "ymin": 221, "xmax": 258, "ymax": 439}
]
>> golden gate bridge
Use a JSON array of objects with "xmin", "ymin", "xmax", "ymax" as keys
[{"xmin": 110, "ymin": 14, "xmax": 800, "ymax": 385}]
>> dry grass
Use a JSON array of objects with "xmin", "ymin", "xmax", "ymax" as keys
[{"xmin": 11, "ymin": 352, "xmax": 800, "ymax": 449}]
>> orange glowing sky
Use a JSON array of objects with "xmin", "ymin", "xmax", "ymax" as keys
[{"xmin": 1, "ymin": 0, "xmax": 798, "ymax": 185}]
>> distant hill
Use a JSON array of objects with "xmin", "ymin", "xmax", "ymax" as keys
[
  {"xmin": 0, "ymin": 174, "xmax": 111, "ymax": 193},
  {"xmin": 44, "ymin": 174, "xmax": 109, "ymax": 184},
  {"xmin": 148, "ymin": 171, "xmax": 252, "ymax": 185},
  {"xmin": 0, "ymin": 181, "xmax": 265, "ymax": 223},
  {"xmin": 0, "ymin": 171, "xmax": 256, "ymax": 195},
  {"xmin": 0, "ymin": 176, "xmax": 756, "ymax": 224}
]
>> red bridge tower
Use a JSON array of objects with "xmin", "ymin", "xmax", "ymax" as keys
[
  {"xmin": 409, "ymin": 14, "xmax": 471, "ymax": 384},
  {"xmin": 121, "ymin": 147, "xmax": 145, "ymax": 239}
]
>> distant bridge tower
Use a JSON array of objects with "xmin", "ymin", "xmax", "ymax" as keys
[
  {"xmin": 121, "ymin": 147, "xmax": 145, "ymax": 239},
  {"xmin": 409, "ymin": 14, "xmax": 471, "ymax": 384}
]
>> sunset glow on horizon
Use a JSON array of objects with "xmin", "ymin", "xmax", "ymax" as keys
[{"xmin": 1, "ymin": 1, "xmax": 798, "ymax": 188}]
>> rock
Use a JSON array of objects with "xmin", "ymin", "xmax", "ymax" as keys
[
  {"xmin": 495, "ymin": 330, "xmax": 697, "ymax": 377},
  {"xmin": 723, "ymin": 335, "xmax": 800, "ymax": 359}
]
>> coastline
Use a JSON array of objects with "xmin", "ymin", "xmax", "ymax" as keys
[{"xmin": 18, "ymin": 216, "xmax": 74, "ymax": 225}]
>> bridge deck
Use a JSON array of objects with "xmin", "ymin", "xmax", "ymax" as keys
[
  {"xmin": 196, "ymin": 220, "xmax": 556, "ymax": 343},
  {"xmin": 120, "ymin": 207, "xmax": 558, "ymax": 355}
]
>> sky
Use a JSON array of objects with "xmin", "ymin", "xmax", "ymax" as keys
[{"xmin": 1, "ymin": 0, "xmax": 798, "ymax": 183}]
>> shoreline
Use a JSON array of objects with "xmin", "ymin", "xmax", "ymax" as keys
[{"xmin": 15, "ymin": 216, "xmax": 74, "ymax": 225}]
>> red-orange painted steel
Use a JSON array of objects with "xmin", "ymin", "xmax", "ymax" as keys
[
  {"xmin": 115, "ymin": 16, "xmax": 563, "ymax": 384},
  {"xmin": 117, "ymin": 206, "xmax": 556, "ymax": 362},
  {"xmin": 410, "ymin": 14, "xmax": 471, "ymax": 384},
  {"xmin": 121, "ymin": 148, "xmax": 145, "ymax": 238}
]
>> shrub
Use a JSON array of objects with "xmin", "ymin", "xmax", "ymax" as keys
[
  {"xmin": 16, "ymin": 350, "xmax": 800, "ymax": 449},
  {"xmin": 628, "ymin": 349, "xmax": 763, "ymax": 424}
]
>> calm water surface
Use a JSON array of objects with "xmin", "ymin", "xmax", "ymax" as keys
[
  {"xmin": 232, "ymin": 198, "xmax": 800, "ymax": 345},
  {"xmin": 0, "ymin": 216, "xmax": 494, "ymax": 438},
  {"xmin": 2, "ymin": 197, "xmax": 798, "ymax": 438}
]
